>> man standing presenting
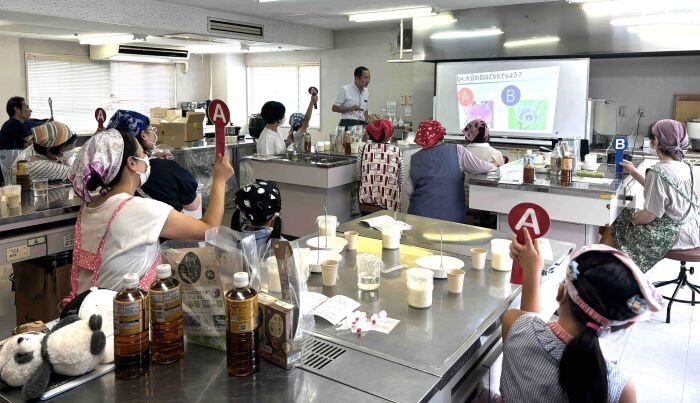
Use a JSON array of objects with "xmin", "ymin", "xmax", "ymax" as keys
[
  {"xmin": 0, "ymin": 97, "xmax": 35, "ymax": 150},
  {"xmin": 333, "ymin": 66, "xmax": 371, "ymax": 130}
]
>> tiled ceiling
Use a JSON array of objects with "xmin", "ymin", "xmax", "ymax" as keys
[{"xmin": 158, "ymin": 0, "xmax": 558, "ymax": 30}]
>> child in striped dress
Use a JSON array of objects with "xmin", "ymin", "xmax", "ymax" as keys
[{"xmin": 500, "ymin": 231, "xmax": 663, "ymax": 403}]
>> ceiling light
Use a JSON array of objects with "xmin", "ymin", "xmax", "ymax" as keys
[
  {"xmin": 413, "ymin": 14, "xmax": 457, "ymax": 28},
  {"xmin": 504, "ymin": 36, "xmax": 560, "ymax": 48},
  {"xmin": 79, "ymin": 34, "xmax": 141, "ymax": 45},
  {"xmin": 610, "ymin": 12, "xmax": 700, "ymax": 26},
  {"xmin": 386, "ymin": 59, "xmax": 414, "ymax": 63},
  {"xmin": 582, "ymin": 0, "xmax": 700, "ymax": 18},
  {"xmin": 430, "ymin": 28, "xmax": 503, "ymax": 39},
  {"xmin": 627, "ymin": 24, "xmax": 700, "ymax": 48},
  {"xmin": 349, "ymin": 7, "xmax": 436, "ymax": 23}
]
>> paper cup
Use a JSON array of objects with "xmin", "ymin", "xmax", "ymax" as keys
[
  {"xmin": 320, "ymin": 259, "xmax": 339, "ymax": 286},
  {"xmin": 470, "ymin": 247, "xmax": 487, "ymax": 270},
  {"xmin": 446, "ymin": 269, "xmax": 465, "ymax": 293},
  {"xmin": 344, "ymin": 231, "xmax": 359, "ymax": 250}
]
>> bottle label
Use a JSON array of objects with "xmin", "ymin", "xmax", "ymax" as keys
[
  {"xmin": 114, "ymin": 296, "xmax": 149, "ymax": 336},
  {"xmin": 226, "ymin": 295, "xmax": 258, "ymax": 333},
  {"xmin": 150, "ymin": 285, "xmax": 182, "ymax": 323}
]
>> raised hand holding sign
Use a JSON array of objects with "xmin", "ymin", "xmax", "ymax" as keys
[
  {"xmin": 207, "ymin": 99, "xmax": 231, "ymax": 158},
  {"xmin": 308, "ymin": 87, "xmax": 319, "ymax": 109},
  {"xmin": 94, "ymin": 108, "xmax": 107, "ymax": 132},
  {"xmin": 507, "ymin": 202, "xmax": 551, "ymax": 284}
]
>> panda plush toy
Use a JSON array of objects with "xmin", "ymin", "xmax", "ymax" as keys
[{"xmin": 0, "ymin": 314, "xmax": 107, "ymax": 401}]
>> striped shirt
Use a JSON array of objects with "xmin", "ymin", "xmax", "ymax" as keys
[
  {"xmin": 356, "ymin": 143, "xmax": 404, "ymax": 211},
  {"xmin": 20, "ymin": 146, "xmax": 70, "ymax": 181},
  {"xmin": 500, "ymin": 314, "xmax": 626, "ymax": 403}
]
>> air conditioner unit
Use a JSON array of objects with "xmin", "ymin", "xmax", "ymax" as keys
[{"xmin": 90, "ymin": 44, "xmax": 190, "ymax": 63}]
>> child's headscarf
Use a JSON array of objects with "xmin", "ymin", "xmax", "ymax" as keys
[
  {"xmin": 365, "ymin": 119, "xmax": 393, "ymax": 143},
  {"xmin": 414, "ymin": 120, "xmax": 446, "ymax": 149},
  {"xmin": 32, "ymin": 121, "xmax": 73, "ymax": 149},
  {"xmin": 288, "ymin": 113, "xmax": 304, "ymax": 131},
  {"xmin": 651, "ymin": 119, "xmax": 689, "ymax": 161},
  {"xmin": 68, "ymin": 129, "xmax": 125, "ymax": 202},
  {"xmin": 463, "ymin": 119, "xmax": 489, "ymax": 143},
  {"xmin": 234, "ymin": 181, "xmax": 282, "ymax": 224}
]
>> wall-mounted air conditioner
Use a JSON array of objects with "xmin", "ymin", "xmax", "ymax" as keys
[{"xmin": 90, "ymin": 44, "xmax": 190, "ymax": 63}]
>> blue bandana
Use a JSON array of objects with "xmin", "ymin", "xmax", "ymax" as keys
[
  {"xmin": 288, "ymin": 113, "xmax": 304, "ymax": 130},
  {"xmin": 106, "ymin": 110, "xmax": 150, "ymax": 136}
]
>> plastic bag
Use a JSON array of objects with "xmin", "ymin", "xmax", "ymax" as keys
[{"xmin": 0, "ymin": 149, "xmax": 22, "ymax": 185}]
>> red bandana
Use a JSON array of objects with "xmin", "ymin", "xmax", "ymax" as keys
[
  {"xmin": 414, "ymin": 120, "xmax": 446, "ymax": 149},
  {"xmin": 366, "ymin": 119, "xmax": 394, "ymax": 142}
]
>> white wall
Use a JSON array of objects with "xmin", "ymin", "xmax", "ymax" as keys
[
  {"xmin": 176, "ymin": 53, "xmax": 211, "ymax": 105},
  {"xmin": 589, "ymin": 55, "xmax": 700, "ymax": 144},
  {"xmin": 0, "ymin": 36, "xmax": 22, "ymax": 120},
  {"xmin": 210, "ymin": 53, "xmax": 247, "ymax": 128}
]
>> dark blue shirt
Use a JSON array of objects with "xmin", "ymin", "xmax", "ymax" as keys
[
  {"xmin": 0, "ymin": 117, "xmax": 31, "ymax": 150},
  {"xmin": 140, "ymin": 158, "xmax": 198, "ymax": 212}
]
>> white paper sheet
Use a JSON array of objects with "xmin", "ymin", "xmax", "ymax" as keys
[
  {"xmin": 360, "ymin": 215, "xmax": 412, "ymax": 231},
  {"xmin": 307, "ymin": 294, "xmax": 360, "ymax": 325}
]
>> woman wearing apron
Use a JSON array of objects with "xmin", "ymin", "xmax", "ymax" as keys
[{"xmin": 60, "ymin": 129, "xmax": 233, "ymax": 309}]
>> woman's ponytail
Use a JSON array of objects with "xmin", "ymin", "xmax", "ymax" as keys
[
  {"xmin": 559, "ymin": 323, "xmax": 607, "ymax": 403},
  {"xmin": 270, "ymin": 216, "xmax": 282, "ymax": 239}
]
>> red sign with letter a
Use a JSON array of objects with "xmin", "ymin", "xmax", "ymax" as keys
[{"xmin": 507, "ymin": 203, "xmax": 551, "ymax": 284}]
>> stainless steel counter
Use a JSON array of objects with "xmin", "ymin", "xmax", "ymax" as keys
[{"xmin": 0, "ymin": 186, "xmax": 80, "ymax": 234}]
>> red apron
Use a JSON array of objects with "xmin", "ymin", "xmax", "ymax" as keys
[{"xmin": 60, "ymin": 196, "xmax": 160, "ymax": 310}]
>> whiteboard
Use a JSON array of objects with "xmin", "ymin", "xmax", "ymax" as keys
[{"xmin": 435, "ymin": 59, "xmax": 590, "ymax": 139}]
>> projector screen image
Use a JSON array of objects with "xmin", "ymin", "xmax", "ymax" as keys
[{"xmin": 456, "ymin": 66, "xmax": 560, "ymax": 134}]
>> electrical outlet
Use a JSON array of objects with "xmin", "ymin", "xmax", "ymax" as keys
[
  {"xmin": 618, "ymin": 105, "xmax": 626, "ymax": 117},
  {"xmin": 638, "ymin": 106, "xmax": 646, "ymax": 117}
]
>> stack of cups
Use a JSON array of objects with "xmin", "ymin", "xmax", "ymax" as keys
[{"xmin": 321, "ymin": 260, "xmax": 339, "ymax": 286}]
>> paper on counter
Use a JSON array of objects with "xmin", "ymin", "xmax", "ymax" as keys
[
  {"xmin": 574, "ymin": 177, "xmax": 613, "ymax": 185},
  {"xmin": 360, "ymin": 215, "xmax": 412, "ymax": 231},
  {"xmin": 303, "ymin": 293, "xmax": 360, "ymax": 325},
  {"xmin": 335, "ymin": 315, "xmax": 400, "ymax": 335}
]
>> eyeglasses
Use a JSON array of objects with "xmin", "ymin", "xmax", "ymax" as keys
[{"xmin": 145, "ymin": 126, "xmax": 158, "ymax": 134}]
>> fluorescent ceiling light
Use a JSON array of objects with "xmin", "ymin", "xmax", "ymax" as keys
[
  {"xmin": 611, "ymin": 12, "xmax": 700, "ymax": 26},
  {"xmin": 413, "ymin": 14, "xmax": 457, "ymax": 28},
  {"xmin": 627, "ymin": 24, "xmax": 700, "ymax": 48},
  {"xmin": 386, "ymin": 58, "xmax": 414, "ymax": 63},
  {"xmin": 349, "ymin": 7, "xmax": 435, "ymax": 23},
  {"xmin": 582, "ymin": 1, "xmax": 700, "ymax": 18},
  {"xmin": 430, "ymin": 28, "xmax": 503, "ymax": 39},
  {"xmin": 504, "ymin": 36, "xmax": 560, "ymax": 48},
  {"xmin": 79, "ymin": 34, "xmax": 141, "ymax": 45}
]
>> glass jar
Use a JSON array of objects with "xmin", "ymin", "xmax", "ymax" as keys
[
  {"xmin": 343, "ymin": 131, "xmax": 352, "ymax": 155},
  {"xmin": 523, "ymin": 154, "xmax": 535, "ymax": 184},
  {"xmin": 303, "ymin": 131, "xmax": 312, "ymax": 153},
  {"xmin": 560, "ymin": 155, "xmax": 574, "ymax": 186}
]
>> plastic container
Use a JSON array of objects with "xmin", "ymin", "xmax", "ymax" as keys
[
  {"xmin": 4, "ymin": 185, "xmax": 21, "ymax": 209},
  {"xmin": 490, "ymin": 239, "xmax": 513, "ymax": 271},
  {"xmin": 381, "ymin": 222, "xmax": 401, "ymax": 250},
  {"xmin": 356, "ymin": 253, "xmax": 382, "ymax": 291},
  {"xmin": 114, "ymin": 273, "xmax": 150, "ymax": 379},
  {"xmin": 149, "ymin": 264, "xmax": 184, "ymax": 364},
  {"xmin": 225, "ymin": 272, "xmax": 259, "ymax": 377},
  {"xmin": 407, "ymin": 268, "xmax": 434, "ymax": 308},
  {"xmin": 317, "ymin": 215, "xmax": 337, "ymax": 236}
]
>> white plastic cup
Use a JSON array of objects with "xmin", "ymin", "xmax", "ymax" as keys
[
  {"xmin": 321, "ymin": 260, "xmax": 339, "ymax": 286},
  {"xmin": 470, "ymin": 247, "xmax": 487, "ymax": 270},
  {"xmin": 381, "ymin": 222, "xmax": 401, "ymax": 249},
  {"xmin": 490, "ymin": 239, "xmax": 513, "ymax": 271},
  {"xmin": 317, "ymin": 215, "xmax": 338, "ymax": 236},
  {"xmin": 447, "ymin": 269, "xmax": 465, "ymax": 293},
  {"xmin": 407, "ymin": 268, "xmax": 434, "ymax": 308},
  {"xmin": 344, "ymin": 231, "xmax": 359, "ymax": 250}
]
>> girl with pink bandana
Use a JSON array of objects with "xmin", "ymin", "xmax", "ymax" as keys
[{"xmin": 602, "ymin": 119, "xmax": 700, "ymax": 273}]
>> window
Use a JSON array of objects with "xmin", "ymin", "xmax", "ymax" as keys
[
  {"xmin": 247, "ymin": 64, "xmax": 320, "ymax": 129},
  {"xmin": 26, "ymin": 54, "xmax": 176, "ymax": 133}
]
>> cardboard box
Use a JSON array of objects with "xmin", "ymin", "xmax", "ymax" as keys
[
  {"xmin": 150, "ymin": 107, "xmax": 182, "ymax": 123},
  {"xmin": 159, "ymin": 112, "xmax": 205, "ymax": 144},
  {"xmin": 258, "ymin": 293, "xmax": 301, "ymax": 369},
  {"xmin": 13, "ymin": 257, "xmax": 71, "ymax": 325}
]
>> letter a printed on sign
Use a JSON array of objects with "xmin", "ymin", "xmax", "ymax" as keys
[
  {"xmin": 514, "ymin": 208, "xmax": 541, "ymax": 236},
  {"xmin": 212, "ymin": 104, "xmax": 226, "ymax": 123}
]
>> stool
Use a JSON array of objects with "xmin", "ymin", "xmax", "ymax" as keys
[{"xmin": 653, "ymin": 248, "xmax": 700, "ymax": 323}]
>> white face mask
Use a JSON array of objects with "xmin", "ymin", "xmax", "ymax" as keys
[
  {"xmin": 143, "ymin": 134, "xmax": 158, "ymax": 150},
  {"xmin": 132, "ymin": 156, "xmax": 151, "ymax": 186}
]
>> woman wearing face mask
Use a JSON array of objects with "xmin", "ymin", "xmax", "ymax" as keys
[
  {"xmin": 602, "ymin": 119, "xmax": 700, "ymax": 273},
  {"xmin": 106, "ymin": 110, "xmax": 200, "ymax": 213},
  {"xmin": 61, "ymin": 129, "xmax": 233, "ymax": 307},
  {"xmin": 19, "ymin": 121, "xmax": 77, "ymax": 181},
  {"xmin": 257, "ymin": 101, "xmax": 290, "ymax": 155}
]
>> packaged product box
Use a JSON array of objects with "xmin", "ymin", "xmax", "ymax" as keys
[{"xmin": 150, "ymin": 107, "xmax": 182, "ymax": 123}]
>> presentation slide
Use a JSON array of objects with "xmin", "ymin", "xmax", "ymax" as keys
[
  {"xmin": 456, "ymin": 66, "xmax": 560, "ymax": 134},
  {"xmin": 435, "ymin": 59, "xmax": 589, "ymax": 139}
]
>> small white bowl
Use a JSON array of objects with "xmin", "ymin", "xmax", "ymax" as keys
[
  {"xmin": 581, "ymin": 162, "xmax": 600, "ymax": 171},
  {"xmin": 306, "ymin": 236, "xmax": 348, "ymax": 254}
]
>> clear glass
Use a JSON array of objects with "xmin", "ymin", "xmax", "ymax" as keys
[{"xmin": 356, "ymin": 253, "xmax": 383, "ymax": 291}]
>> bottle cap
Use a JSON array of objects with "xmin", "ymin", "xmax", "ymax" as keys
[
  {"xmin": 156, "ymin": 264, "xmax": 172, "ymax": 280},
  {"xmin": 233, "ymin": 272, "xmax": 249, "ymax": 288},
  {"xmin": 122, "ymin": 273, "xmax": 139, "ymax": 289}
]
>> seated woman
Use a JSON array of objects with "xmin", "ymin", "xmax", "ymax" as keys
[
  {"xmin": 21, "ymin": 121, "xmax": 77, "ymax": 181},
  {"xmin": 463, "ymin": 119, "xmax": 504, "ymax": 165},
  {"xmin": 231, "ymin": 181, "xmax": 283, "ymax": 254},
  {"xmin": 406, "ymin": 120, "xmax": 497, "ymax": 223},
  {"xmin": 62, "ymin": 129, "xmax": 233, "ymax": 307},
  {"xmin": 107, "ymin": 110, "xmax": 200, "ymax": 213},
  {"xmin": 603, "ymin": 119, "xmax": 700, "ymax": 273},
  {"xmin": 355, "ymin": 118, "xmax": 403, "ymax": 212}
]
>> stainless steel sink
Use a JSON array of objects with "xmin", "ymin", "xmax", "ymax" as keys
[{"xmin": 275, "ymin": 153, "xmax": 356, "ymax": 166}]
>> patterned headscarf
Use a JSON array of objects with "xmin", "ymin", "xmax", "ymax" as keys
[
  {"xmin": 32, "ymin": 121, "xmax": 72, "ymax": 148},
  {"xmin": 564, "ymin": 244, "xmax": 663, "ymax": 336},
  {"xmin": 107, "ymin": 110, "xmax": 150, "ymax": 137},
  {"xmin": 463, "ymin": 119, "xmax": 489, "ymax": 143},
  {"xmin": 288, "ymin": 113, "xmax": 304, "ymax": 131},
  {"xmin": 651, "ymin": 119, "xmax": 688, "ymax": 161},
  {"xmin": 68, "ymin": 129, "xmax": 125, "ymax": 203},
  {"xmin": 365, "ymin": 119, "xmax": 393, "ymax": 143},
  {"xmin": 414, "ymin": 120, "xmax": 446, "ymax": 149},
  {"xmin": 234, "ymin": 181, "xmax": 282, "ymax": 224}
]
